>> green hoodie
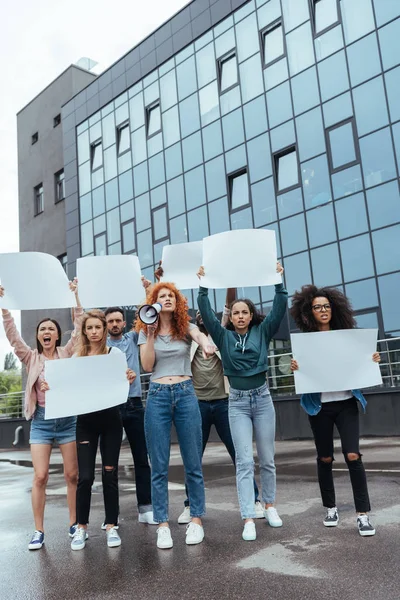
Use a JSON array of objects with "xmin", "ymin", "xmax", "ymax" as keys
[{"xmin": 197, "ymin": 284, "xmax": 288, "ymax": 386}]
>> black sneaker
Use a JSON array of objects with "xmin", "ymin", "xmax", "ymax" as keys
[
  {"xmin": 357, "ymin": 514, "xmax": 376, "ymax": 537},
  {"xmin": 323, "ymin": 507, "xmax": 339, "ymax": 527}
]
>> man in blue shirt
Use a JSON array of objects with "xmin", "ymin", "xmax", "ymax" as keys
[{"xmin": 105, "ymin": 306, "xmax": 156, "ymax": 526}]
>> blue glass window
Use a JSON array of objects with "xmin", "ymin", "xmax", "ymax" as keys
[
  {"xmin": 120, "ymin": 200, "xmax": 134, "ymax": 223},
  {"xmin": 162, "ymin": 106, "xmax": 180, "ymax": 148},
  {"xmin": 165, "ymin": 143, "xmax": 183, "ymax": 181},
  {"xmin": 311, "ymin": 243, "xmax": 342, "ymax": 287},
  {"xmin": 81, "ymin": 222, "xmax": 94, "ymax": 256},
  {"xmin": 215, "ymin": 27, "xmax": 235, "ymax": 59},
  {"xmin": 77, "ymin": 130, "xmax": 90, "ymax": 165},
  {"xmin": 287, "ymin": 22, "xmax": 315, "ymax": 77},
  {"xmin": 93, "ymin": 213, "xmax": 106, "ymax": 236},
  {"xmin": 118, "ymin": 171, "xmax": 133, "ymax": 204},
  {"xmin": 222, "ymin": 108, "xmax": 245, "ymax": 151},
  {"xmin": 314, "ymin": 0, "xmax": 339, "ymax": 34},
  {"xmin": 275, "ymin": 147, "xmax": 299, "ymax": 192},
  {"xmin": 129, "ymin": 92, "xmax": 145, "ymax": 131},
  {"xmin": 252, "ymin": 177, "xmax": 277, "ymax": 226},
  {"xmin": 188, "ymin": 206, "xmax": 209, "ymax": 241},
  {"xmin": 281, "ymin": 0, "xmax": 309, "ymax": 33},
  {"xmin": 345, "ymin": 278, "xmax": 378, "ymax": 311},
  {"xmin": 323, "ymin": 92, "xmax": 353, "ymax": 128},
  {"xmin": 131, "ymin": 127, "xmax": 147, "ymax": 166},
  {"xmin": 179, "ymin": 94, "xmax": 200, "ymax": 138},
  {"xmin": 220, "ymin": 86, "xmax": 242, "ymax": 117},
  {"xmin": 159, "ymin": 70, "xmax": 178, "ymax": 112},
  {"xmin": 280, "ymin": 213, "xmax": 308, "ymax": 255},
  {"xmin": 137, "ymin": 229, "xmax": 153, "ymax": 268},
  {"xmin": 392, "ymin": 122, "xmax": 400, "ymax": 172},
  {"xmin": 208, "ymin": 197, "xmax": 230, "ymax": 235},
  {"xmin": 314, "ymin": 25, "xmax": 344, "ymax": 61},
  {"xmin": 170, "ymin": 214, "xmax": 188, "ymax": 244},
  {"xmin": 148, "ymin": 153, "xmax": 165, "ymax": 189},
  {"xmin": 306, "ymin": 203, "xmax": 337, "ymax": 247},
  {"xmin": 373, "ymin": 225, "xmax": 400, "ymax": 275},
  {"xmin": 230, "ymin": 170, "xmax": 249, "ymax": 211},
  {"xmin": 264, "ymin": 57, "xmax": 289, "ymax": 90},
  {"xmin": 385, "ymin": 66, "xmax": 400, "ymax": 123},
  {"xmin": 231, "ymin": 207, "xmax": 254, "ymax": 230},
  {"xmin": 196, "ymin": 43, "xmax": 217, "ymax": 89},
  {"xmin": 243, "ymin": 96, "xmax": 268, "ymax": 140},
  {"xmin": 327, "ymin": 120, "xmax": 358, "ymax": 171},
  {"xmin": 92, "ymin": 186, "xmax": 105, "ymax": 217},
  {"xmin": 291, "ymin": 67, "xmax": 320, "ymax": 116},
  {"xmin": 318, "ymin": 51, "xmax": 349, "ymax": 102},
  {"xmin": 94, "ymin": 233, "xmax": 106, "ymax": 256},
  {"xmin": 79, "ymin": 162, "xmax": 91, "ymax": 196},
  {"xmin": 102, "ymin": 113, "xmax": 116, "ymax": 150},
  {"xmin": 80, "ymin": 192, "xmax": 92, "ymax": 224},
  {"xmin": 185, "ymin": 166, "xmax": 207, "ymax": 211},
  {"xmin": 177, "ymin": 56, "xmax": 197, "ymax": 101},
  {"xmin": 182, "ymin": 132, "xmax": 203, "ymax": 172},
  {"xmin": 247, "ymin": 134, "xmax": 272, "ymax": 183},
  {"xmin": 205, "ymin": 156, "xmax": 227, "ymax": 201},
  {"xmin": 366, "ymin": 181, "xmax": 400, "ymax": 230},
  {"xmin": 220, "ymin": 53, "xmax": 239, "ymax": 92},
  {"xmin": 103, "ymin": 146, "xmax": 117, "ymax": 182},
  {"xmin": 257, "ymin": 0, "xmax": 281, "ymax": 25},
  {"xmin": 373, "ymin": 0, "xmax": 400, "ymax": 27},
  {"xmin": 346, "ymin": 33, "xmax": 381, "ymax": 88},
  {"xmin": 153, "ymin": 206, "xmax": 168, "ymax": 242},
  {"xmin": 266, "ymin": 81, "xmax": 293, "ymax": 128},
  {"xmin": 360, "ymin": 128, "xmax": 397, "ymax": 189},
  {"xmin": 239, "ymin": 54, "xmax": 264, "ymax": 103},
  {"xmin": 150, "ymin": 185, "xmax": 167, "ymax": 209},
  {"xmin": 105, "ymin": 178, "xmax": 118, "ymax": 211},
  {"xmin": 199, "ymin": 81, "xmax": 220, "ymax": 127},
  {"xmin": 379, "ymin": 19, "xmax": 400, "ymax": 71},
  {"xmin": 296, "ymin": 107, "xmax": 325, "ymax": 162},
  {"xmin": 146, "ymin": 103, "xmax": 161, "ymax": 137},
  {"xmin": 277, "ymin": 187, "xmax": 303, "ymax": 219},
  {"xmin": 331, "ymin": 164, "xmax": 363, "ymax": 199},
  {"xmin": 335, "ymin": 192, "xmax": 368, "ymax": 239},
  {"xmin": 341, "ymin": 0, "xmax": 375, "ymax": 44},
  {"xmin": 263, "ymin": 21, "xmax": 284, "ymax": 66},
  {"xmin": 106, "ymin": 207, "xmax": 121, "ymax": 245},
  {"xmin": 225, "ymin": 145, "xmax": 246, "ymax": 174},
  {"xmin": 202, "ymin": 121, "xmax": 223, "ymax": 161},
  {"xmin": 353, "ymin": 77, "xmax": 389, "ymax": 137},
  {"xmin": 302, "ymin": 154, "xmax": 332, "ymax": 208},
  {"xmin": 167, "ymin": 176, "xmax": 185, "ymax": 218},
  {"xmin": 235, "ymin": 13, "xmax": 259, "ymax": 63},
  {"xmin": 284, "ymin": 252, "xmax": 312, "ymax": 296},
  {"xmin": 340, "ymin": 234, "xmax": 375, "ymax": 282},
  {"xmin": 135, "ymin": 193, "xmax": 151, "ymax": 232},
  {"xmin": 270, "ymin": 121, "xmax": 296, "ymax": 152},
  {"xmin": 378, "ymin": 273, "xmax": 400, "ymax": 332}
]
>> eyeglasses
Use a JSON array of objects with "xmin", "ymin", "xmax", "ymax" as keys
[{"xmin": 312, "ymin": 303, "xmax": 331, "ymax": 312}]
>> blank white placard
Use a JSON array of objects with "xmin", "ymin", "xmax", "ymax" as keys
[
  {"xmin": 200, "ymin": 229, "xmax": 281, "ymax": 289},
  {"xmin": 77, "ymin": 255, "xmax": 144, "ymax": 308},
  {"xmin": 0, "ymin": 252, "xmax": 74, "ymax": 310},
  {"xmin": 290, "ymin": 329, "xmax": 382, "ymax": 394},
  {"xmin": 161, "ymin": 241, "xmax": 203, "ymax": 289},
  {"xmin": 44, "ymin": 351, "xmax": 129, "ymax": 419}
]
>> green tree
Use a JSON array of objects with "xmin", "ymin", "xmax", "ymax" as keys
[
  {"xmin": 4, "ymin": 352, "xmax": 17, "ymax": 371},
  {"xmin": 0, "ymin": 369, "xmax": 23, "ymax": 417}
]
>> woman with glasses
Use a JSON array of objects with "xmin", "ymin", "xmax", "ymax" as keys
[{"xmin": 290, "ymin": 285, "xmax": 380, "ymax": 537}]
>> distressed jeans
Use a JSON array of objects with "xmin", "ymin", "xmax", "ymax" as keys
[
  {"xmin": 229, "ymin": 383, "xmax": 276, "ymax": 519},
  {"xmin": 144, "ymin": 380, "xmax": 205, "ymax": 523}
]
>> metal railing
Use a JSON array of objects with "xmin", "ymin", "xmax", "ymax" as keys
[{"xmin": 0, "ymin": 337, "xmax": 399, "ymax": 418}]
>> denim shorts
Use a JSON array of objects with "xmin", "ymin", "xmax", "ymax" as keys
[{"xmin": 29, "ymin": 405, "xmax": 77, "ymax": 445}]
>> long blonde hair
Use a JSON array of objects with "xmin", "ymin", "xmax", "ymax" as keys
[{"xmin": 77, "ymin": 310, "xmax": 108, "ymax": 357}]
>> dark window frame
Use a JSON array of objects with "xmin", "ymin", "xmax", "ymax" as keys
[
  {"xmin": 217, "ymin": 50, "xmax": 240, "ymax": 96},
  {"xmin": 121, "ymin": 218, "xmax": 136, "ymax": 254},
  {"xmin": 31, "ymin": 132, "xmax": 38, "ymax": 145},
  {"xmin": 117, "ymin": 121, "xmax": 131, "ymax": 156},
  {"xmin": 146, "ymin": 101, "xmax": 162, "ymax": 139},
  {"xmin": 325, "ymin": 117, "xmax": 360, "ymax": 175},
  {"xmin": 260, "ymin": 18, "xmax": 286, "ymax": 69},
  {"xmin": 353, "ymin": 307, "xmax": 384, "ymax": 339},
  {"xmin": 310, "ymin": 0, "xmax": 341, "ymax": 37},
  {"xmin": 54, "ymin": 169, "xmax": 65, "ymax": 203},
  {"xmin": 94, "ymin": 232, "xmax": 107, "ymax": 256},
  {"xmin": 58, "ymin": 253, "xmax": 68, "ymax": 273},
  {"xmin": 53, "ymin": 114, "xmax": 61, "ymax": 128},
  {"xmin": 34, "ymin": 183, "xmax": 44, "ymax": 216},
  {"xmin": 90, "ymin": 139, "xmax": 103, "ymax": 172},
  {"xmin": 227, "ymin": 167, "xmax": 252, "ymax": 214},
  {"xmin": 272, "ymin": 145, "xmax": 301, "ymax": 195},
  {"xmin": 151, "ymin": 204, "xmax": 170, "ymax": 243}
]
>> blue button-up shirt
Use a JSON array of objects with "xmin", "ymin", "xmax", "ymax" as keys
[
  {"xmin": 108, "ymin": 331, "xmax": 142, "ymax": 398},
  {"xmin": 300, "ymin": 389, "xmax": 367, "ymax": 416}
]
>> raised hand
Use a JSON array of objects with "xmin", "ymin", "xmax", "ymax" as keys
[
  {"xmin": 154, "ymin": 261, "xmax": 164, "ymax": 282},
  {"xmin": 291, "ymin": 359, "xmax": 299, "ymax": 371},
  {"xmin": 40, "ymin": 380, "xmax": 50, "ymax": 392},
  {"xmin": 141, "ymin": 276, "xmax": 152, "ymax": 289},
  {"xmin": 69, "ymin": 277, "xmax": 78, "ymax": 294},
  {"xmin": 372, "ymin": 352, "xmax": 381, "ymax": 363},
  {"xmin": 126, "ymin": 369, "xmax": 136, "ymax": 384},
  {"xmin": 197, "ymin": 266, "xmax": 205, "ymax": 279},
  {"xmin": 276, "ymin": 261, "xmax": 284, "ymax": 275},
  {"xmin": 0, "ymin": 286, "xmax": 4, "ymax": 298}
]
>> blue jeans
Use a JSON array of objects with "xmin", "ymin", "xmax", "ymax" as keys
[
  {"xmin": 184, "ymin": 398, "xmax": 260, "ymax": 506},
  {"xmin": 144, "ymin": 380, "xmax": 205, "ymax": 523},
  {"xmin": 30, "ymin": 405, "xmax": 76, "ymax": 445},
  {"xmin": 229, "ymin": 383, "xmax": 276, "ymax": 519}
]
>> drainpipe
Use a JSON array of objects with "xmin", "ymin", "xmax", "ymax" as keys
[{"xmin": 13, "ymin": 425, "xmax": 24, "ymax": 446}]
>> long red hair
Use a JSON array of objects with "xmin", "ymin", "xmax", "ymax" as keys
[{"xmin": 134, "ymin": 282, "xmax": 191, "ymax": 340}]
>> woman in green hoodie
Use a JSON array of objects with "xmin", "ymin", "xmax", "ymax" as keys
[{"xmin": 197, "ymin": 263, "xmax": 287, "ymax": 541}]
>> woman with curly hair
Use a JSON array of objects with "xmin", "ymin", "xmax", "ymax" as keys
[
  {"xmin": 136, "ymin": 282, "xmax": 215, "ymax": 549},
  {"xmin": 290, "ymin": 285, "xmax": 380, "ymax": 537},
  {"xmin": 196, "ymin": 263, "xmax": 287, "ymax": 542}
]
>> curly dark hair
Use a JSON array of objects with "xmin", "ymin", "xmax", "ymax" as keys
[
  {"xmin": 290, "ymin": 285, "xmax": 356, "ymax": 332},
  {"xmin": 225, "ymin": 298, "xmax": 265, "ymax": 331}
]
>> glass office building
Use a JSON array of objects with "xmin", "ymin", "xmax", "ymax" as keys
[{"xmin": 62, "ymin": 0, "xmax": 400, "ymax": 341}]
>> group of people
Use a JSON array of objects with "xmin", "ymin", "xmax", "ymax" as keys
[{"xmin": 0, "ymin": 260, "xmax": 380, "ymax": 552}]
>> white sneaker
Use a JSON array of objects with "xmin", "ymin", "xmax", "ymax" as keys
[
  {"xmin": 178, "ymin": 506, "xmax": 191, "ymax": 524},
  {"xmin": 242, "ymin": 522, "xmax": 256, "ymax": 541},
  {"xmin": 106, "ymin": 527, "xmax": 121, "ymax": 548},
  {"xmin": 157, "ymin": 526, "xmax": 173, "ymax": 549},
  {"xmin": 71, "ymin": 527, "xmax": 87, "ymax": 551},
  {"xmin": 138, "ymin": 511, "xmax": 158, "ymax": 525},
  {"xmin": 185, "ymin": 522, "xmax": 204, "ymax": 545},
  {"xmin": 101, "ymin": 520, "xmax": 119, "ymax": 530},
  {"xmin": 254, "ymin": 501, "xmax": 265, "ymax": 519},
  {"xmin": 264, "ymin": 506, "xmax": 283, "ymax": 527}
]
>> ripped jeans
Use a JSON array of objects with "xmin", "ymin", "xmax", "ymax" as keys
[
  {"xmin": 229, "ymin": 384, "xmax": 276, "ymax": 519},
  {"xmin": 76, "ymin": 407, "xmax": 122, "ymax": 525}
]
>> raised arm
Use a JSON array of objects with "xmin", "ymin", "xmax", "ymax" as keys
[
  {"xmin": 221, "ymin": 288, "xmax": 235, "ymax": 328},
  {"xmin": 260, "ymin": 262, "xmax": 288, "ymax": 341},
  {"xmin": 1, "ymin": 286, "xmax": 32, "ymax": 365},
  {"xmin": 63, "ymin": 279, "xmax": 84, "ymax": 356},
  {"xmin": 139, "ymin": 325, "xmax": 157, "ymax": 372},
  {"xmin": 189, "ymin": 326, "xmax": 216, "ymax": 358},
  {"xmin": 197, "ymin": 287, "xmax": 225, "ymax": 348}
]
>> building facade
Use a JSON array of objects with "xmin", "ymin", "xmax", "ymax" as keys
[
  {"xmin": 58, "ymin": 0, "xmax": 400, "ymax": 345},
  {"xmin": 17, "ymin": 64, "xmax": 97, "ymax": 346}
]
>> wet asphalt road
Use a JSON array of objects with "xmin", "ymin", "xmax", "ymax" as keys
[{"xmin": 1, "ymin": 437, "xmax": 399, "ymax": 600}]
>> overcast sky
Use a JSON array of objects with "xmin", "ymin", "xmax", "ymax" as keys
[{"xmin": 0, "ymin": 0, "xmax": 189, "ymax": 370}]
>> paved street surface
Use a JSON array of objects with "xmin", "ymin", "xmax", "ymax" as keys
[{"xmin": 1, "ymin": 437, "xmax": 399, "ymax": 600}]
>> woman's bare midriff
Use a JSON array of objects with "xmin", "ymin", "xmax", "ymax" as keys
[{"xmin": 153, "ymin": 375, "xmax": 191, "ymax": 384}]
